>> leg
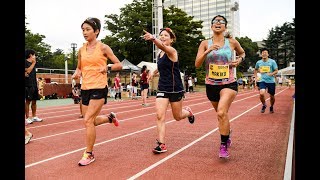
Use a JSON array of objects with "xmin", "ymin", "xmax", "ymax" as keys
[
  {"xmin": 215, "ymin": 88, "xmax": 237, "ymax": 136},
  {"xmin": 155, "ymin": 98, "xmax": 169, "ymax": 144},
  {"xmin": 82, "ymin": 99, "xmax": 104, "ymax": 153},
  {"xmin": 170, "ymin": 101, "xmax": 190, "ymax": 121},
  {"xmin": 31, "ymin": 100, "xmax": 37, "ymax": 117},
  {"xmin": 25, "ymin": 100, "xmax": 31, "ymax": 119}
]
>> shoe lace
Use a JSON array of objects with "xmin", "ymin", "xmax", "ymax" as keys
[{"xmin": 82, "ymin": 152, "xmax": 92, "ymax": 160}]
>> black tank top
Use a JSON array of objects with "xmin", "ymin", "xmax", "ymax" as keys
[{"xmin": 157, "ymin": 53, "xmax": 184, "ymax": 92}]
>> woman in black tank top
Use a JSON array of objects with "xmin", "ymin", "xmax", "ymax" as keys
[{"xmin": 143, "ymin": 28, "xmax": 195, "ymax": 154}]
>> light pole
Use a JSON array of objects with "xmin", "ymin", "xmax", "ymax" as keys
[
  {"xmin": 71, "ymin": 43, "xmax": 77, "ymax": 70},
  {"xmin": 64, "ymin": 56, "xmax": 68, "ymax": 83},
  {"xmin": 230, "ymin": 1, "xmax": 239, "ymax": 77}
]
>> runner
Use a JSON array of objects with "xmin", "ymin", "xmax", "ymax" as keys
[
  {"xmin": 72, "ymin": 17, "xmax": 122, "ymax": 166},
  {"xmin": 195, "ymin": 15, "xmax": 245, "ymax": 158},
  {"xmin": 143, "ymin": 28, "xmax": 195, "ymax": 154}
]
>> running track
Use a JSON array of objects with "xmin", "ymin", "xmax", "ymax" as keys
[{"xmin": 25, "ymin": 87, "xmax": 295, "ymax": 180}]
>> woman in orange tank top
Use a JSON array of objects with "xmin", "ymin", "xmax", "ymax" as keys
[{"xmin": 72, "ymin": 17, "xmax": 122, "ymax": 166}]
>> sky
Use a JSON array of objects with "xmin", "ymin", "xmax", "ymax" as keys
[{"xmin": 25, "ymin": 0, "xmax": 295, "ymax": 54}]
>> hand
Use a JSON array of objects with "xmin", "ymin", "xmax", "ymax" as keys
[
  {"xmin": 72, "ymin": 69, "xmax": 82, "ymax": 79},
  {"xmin": 99, "ymin": 67, "xmax": 107, "ymax": 74},
  {"xmin": 143, "ymin": 30, "xmax": 155, "ymax": 41},
  {"xmin": 206, "ymin": 44, "xmax": 220, "ymax": 53},
  {"xmin": 230, "ymin": 57, "xmax": 242, "ymax": 67}
]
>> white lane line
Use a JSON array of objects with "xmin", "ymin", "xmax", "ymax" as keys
[
  {"xmin": 283, "ymin": 99, "xmax": 295, "ymax": 180},
  {"xmin": 127, "ymin": 103, "xmax": 262, "ymax": 180},
  {"xmin": 26, "ymin": 93, "xmax": 258, "ymax": 168},
  {"xmin": 127, "ymin": 89, "xmax": 289, "ymax": 179}
]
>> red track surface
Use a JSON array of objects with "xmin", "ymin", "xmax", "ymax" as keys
[{"xmin": 25, "ymin": 87, "xmax": 295, "ymax": 180}]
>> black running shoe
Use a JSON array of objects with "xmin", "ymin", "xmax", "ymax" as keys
[
  {"xmin": 152, "ymin": 139, "xmax": 167, "ymax": 154},
  {"xmin": 269, "ymin": 106, "xmax": 274, "ymax": 113},
  {"xmin": 261, "ymin": 105, "xmax": 267, "ymax": 113}
]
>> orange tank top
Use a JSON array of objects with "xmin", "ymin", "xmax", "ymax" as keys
[{"xmin": 80, "ymin": 41, "xmax": 108, "ymax": 90}]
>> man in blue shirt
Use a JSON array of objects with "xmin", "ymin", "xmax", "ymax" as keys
[{"xmin": 254, "ymin": 48, "xmax": 278, "ymax": 113}]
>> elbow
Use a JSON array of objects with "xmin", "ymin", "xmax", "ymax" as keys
[{"xmin": 195, "ymin": 62, "xmax": 200, "ymax": 68}]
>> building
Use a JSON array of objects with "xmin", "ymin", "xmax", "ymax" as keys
[{"xmin": 163, "ymin": 0, "xmax": 240, "ymax": 39}]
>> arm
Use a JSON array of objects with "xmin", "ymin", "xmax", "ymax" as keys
[
  {"xmin": 143, "ymin": 30, "xmax": 177, "ymax": 62},
  {"xmin": 103, "ymin": 44, "xmax": 122, "ymax": 71},
  {"xmin": 268, "ymin": 61, "xmax": 278, "ymax": 76},
  {"xmin": 25, "ymin": 58, "xmax": 36, "ymax": 75},
  {"xmin": 231, "ymin": 39, "xmax": 246, "ymax": 67},
  {"xmin": 195, "ymin": 40, "xmax": 208, "ymax": 68}
]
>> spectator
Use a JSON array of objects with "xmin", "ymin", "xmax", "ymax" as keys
[{"xmin": 25, "ymin": 49, "xmax": 43, "ymax": 124}]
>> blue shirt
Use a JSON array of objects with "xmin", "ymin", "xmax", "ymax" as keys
[{"xmin": 255, "ymin": 58, "xmax": 278, "ymax": 83}]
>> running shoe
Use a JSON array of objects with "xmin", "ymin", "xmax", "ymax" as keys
[
  {"xmin": 78, "ymin": 151, "xmax": 95, "ymax": 166},
  {"xmin": 32, "ymin": 116, "xmax": 43, "ymax": 122},
  {"xmin": 25, "ymin": 133, "xmax": 33, "ymax": 145},
  {"xmin": 26, "ymin": 118, "xmax": 33, "ymax": 124},
  {"xmin": 152, "ymin": 139, "xmax": 167, "ymax": 154},
  {"xmin": 219, "ymin": 144, "xmax": 229, "ymax": 158},
  {"xmin": 108, "ymin": 112, "xmax": 119, "ymax": 127},
  {"xmin": 227, "ymin": 138, "xmax": 232, "ymax": 148},
  {"xmin": 269, "ymin": 106, "xmax": 274, "ymax": 113},
  {"xmin": 184, "ymin": 106, "xmax": 195, "ymax": 124},
  {"xmin": 260, "ymin": 105, "xmax": 267, "ymax": 113}
]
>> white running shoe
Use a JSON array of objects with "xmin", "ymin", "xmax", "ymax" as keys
[
  {"xmin": 32, "ymin": 116, "xmax": 43, "ymax": 122},
  {"xmin": 26, "ymin": 118, "xmax": 33, "ymax": 124}
]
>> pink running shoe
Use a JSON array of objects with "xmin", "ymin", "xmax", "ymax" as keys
[
  {"xmin": 219, "ymin": 144, "xmax": 229, "ymax": 158},
  {"xmin": 184, "ymin": 106, "xmax": 195, "ymax": 124},
  {"xmin": 78, "ymin": 151, "xmax": 95, "ymax": 166},
  {"xmin": 227, "ymin": 138, "xmax": 232, "ymax": 148},
  {"xmin": 108, "ymin": 112, "xmax": 119, "ymax": 127}
]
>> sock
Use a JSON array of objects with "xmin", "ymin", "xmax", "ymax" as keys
[
  {"xmin": 220, "ymin": 134, "xmax": 229, "ymax": 145},
  {"xmin": 86, "ymin": 151, "xmax": 92, "ymax": 155}
]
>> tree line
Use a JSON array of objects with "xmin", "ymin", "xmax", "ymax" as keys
[{"xmin": 25, "ymin": 0, "xmax": 295, "ymax": 84}]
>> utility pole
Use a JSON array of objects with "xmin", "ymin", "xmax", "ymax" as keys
[
  {"xmin": 152, "ymin": 0, "xmax": 163, "ymax": 63},
  {"xmin": 71, "ymin": 43, "xmax": 77, "ymax": 70},
  {"xmin": 64, "ymin": 56, "xmax": 68, "ymax": 83}
]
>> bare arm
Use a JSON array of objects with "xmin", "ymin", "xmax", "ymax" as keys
[
  {"xmin": 103, "ymin": 44, "xmax": 122, "ymax": 71},
  {"xmin": 25, "ymin": 58, "xmax": 36, "ymax": 74},
  {"xmin": 232, "ymin": 39, "xmax": 246, "ymax": 67},
  {"xmin": 143, "ymin": 30, "xmax": 177, "ymax": 62},
  {"xmin": 195, "ymin": 40, "xmax": 210, "ymax": 68}
]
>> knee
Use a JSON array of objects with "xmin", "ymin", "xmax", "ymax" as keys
[
  {"xmin": 173, "ymin": 114, "xmax": 182, "ymax": 121},
  {"xmin": 217, "ymin": 110, "xmax": 227, "ymax": 121},
  {"xmin": 84, "ymin": 118, "xmax": 94, "ymax": 127}
]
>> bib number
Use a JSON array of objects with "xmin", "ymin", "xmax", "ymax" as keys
[{"xmin": 208, "ymin": 64, "xmax": 229, "ymax": 79}]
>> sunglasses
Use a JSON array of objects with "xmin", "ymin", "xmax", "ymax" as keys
[
  {"xmin": 85, "ymin": 17, "xmax": 97, "ymax": 28},
  {"xmin": 211, "ymin": 19, "xmax": 226, "ymax": 24}
]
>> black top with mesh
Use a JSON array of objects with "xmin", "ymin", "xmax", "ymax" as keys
[{"xmin": 157, "ymin": 53, "xmax": 184, "ymax": 92}]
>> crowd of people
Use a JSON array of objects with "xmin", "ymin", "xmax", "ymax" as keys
[{"xmin": 25, "ymin": 15, "xmax": 292, "ymax": 166}]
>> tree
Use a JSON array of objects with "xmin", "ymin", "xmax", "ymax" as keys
[
  {"xmin": 262, "ymin": 18, "xmax": 295, "ymax": 69},
  {"xmin": 25, "ymin": 16, "xmax": 52, "ymax": 68},
  {"xmin": 102, "ymin": 0, "xmax": 205, "ymax": 72},
  {"xmin": 236, "ymin": 36, "xmax": 260, "ymax": 73}
]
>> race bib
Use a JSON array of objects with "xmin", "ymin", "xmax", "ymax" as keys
[
  {"xmin": 208, "ymin": 64, "xmax": 229, "ymax": 79},
  {"xmin": 260, "ymin": 66, "xmax": 270, "ymax": 73}
]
